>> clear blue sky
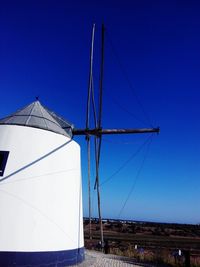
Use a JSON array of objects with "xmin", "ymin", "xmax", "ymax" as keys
[{"xmin": 0, "ymin": 1, "xmax": 200, "ymax": 224}]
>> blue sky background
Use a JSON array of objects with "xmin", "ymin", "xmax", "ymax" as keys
[{"xmin": 0, "ymin": 1, "xmax": 200, "ymax": 224}]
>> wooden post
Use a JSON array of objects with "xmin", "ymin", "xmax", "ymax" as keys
[
  {"xmin": 96, "ymin": 24, "xmax": 105, "ymax": 249},
  {"xmin": 86, "ymin": 136, "xmax": 92, "ymax": 239},
  {"xmin": 86, "ymin": 24, "xmax": 96, "ymax": 240},
  {"xmin": 183, "ymin": 250, "xmax": 191, "ymax": 267}
]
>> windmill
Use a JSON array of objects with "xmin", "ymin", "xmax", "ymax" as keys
[
  {"xmin": 73, "ymin": 24, "xmax": 159, "ymax": 247},
  {"xmin": 0, "ymin": 24, "xmax": 159, "ymax": 267}
]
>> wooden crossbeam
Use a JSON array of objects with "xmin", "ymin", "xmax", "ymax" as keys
[{"xmin": 73, "ymin": 127, "xmax": 160, "ymax": 136}]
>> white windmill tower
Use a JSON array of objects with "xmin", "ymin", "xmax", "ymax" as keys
[{"xmin": 0, "ymin": 100, "xmax": 84, "ymax": 266}]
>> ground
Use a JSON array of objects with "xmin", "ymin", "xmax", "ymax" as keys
[{"xmin": 71, "ymin": 250, "xmax": 142, "ymax": 267}]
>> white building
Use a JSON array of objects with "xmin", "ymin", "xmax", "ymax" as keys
[{"xmin": 0, "ymin": 100, "xmax": 84, "ymax": 266}]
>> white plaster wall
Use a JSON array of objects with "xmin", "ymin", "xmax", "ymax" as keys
[{"xmin": 0, "ymin": 125, "xmax": 84, "ymax": 252}]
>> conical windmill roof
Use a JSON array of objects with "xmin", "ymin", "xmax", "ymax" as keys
[{"xmin": 0, "ymin": 100, "xmax": 73, "ymax": 138}]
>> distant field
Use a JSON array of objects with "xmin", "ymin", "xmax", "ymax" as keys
[{"xmin": 84, "ymin": 219, "xmax": 200, "ymax": 266}]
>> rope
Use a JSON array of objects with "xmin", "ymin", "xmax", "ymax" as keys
[
  {"xmin": 91, "ymin": 76, "xmax": 98, "ymax": 128},
  {"xmin": 111, "ymin": 96, "xmax": 149, "ymax": 126},
  {"xmin": 100, "ymin": 134, "xmax": 152, "ymax": 187},
  {"xmin": 106, "ymin": 30, "xmax": 154, "ymax": 128},
  {"xmin": 86, "ymin": 24, "xmax": 95, "ymax": 129},
  {"xmin": 102, "ymin": 136, "xmax": 144, "ymax": 145},
  {"xmin": 118, "ymin": 135, "xmax": 153, "ymax": 218}
]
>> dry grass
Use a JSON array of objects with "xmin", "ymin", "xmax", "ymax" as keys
[
  {"xmin": 109, "ymin": 245, "xmax": 200, "ymax": 267},
  {"xmin": 84, "ymin": 220, "xmax": 200, "ymax": 266},
  {"xmin": 85, "ymin": 240, "xmax": 200, "ymax": 267}
]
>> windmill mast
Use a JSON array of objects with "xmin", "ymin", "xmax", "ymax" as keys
[
  {"xmin": 95, "ymin": 23, "xmax": 105, "ymax": 248},
  {"xmin": 86, "ymin": 23, "xmax": 95, "ymax": 239},
  {"xmin": 75, "ymin": 24, "xmax": 160, "ymax": 249}
]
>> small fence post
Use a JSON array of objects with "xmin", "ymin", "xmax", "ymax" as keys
[{"xmin": 183, "ymin": 250, "xmax": 190, "ymax": 267}]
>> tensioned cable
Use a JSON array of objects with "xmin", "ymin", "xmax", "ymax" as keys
[
  {"xmin": 91, "ymin": 76, "xmax": 98, "ymax": 128},
  {"xmin": 102, "ymin": 136, "xmax": 141, "ymax": 145},
  {"xmin": 106, "ymin": 30, "xmax": 154, "ymax": 128},
  {"xmin": 86, "ymin": 23, "xmax": 96, "ymax": 240},
  {"xmin": 91, "ymin": 188, "xmax": 96, "ymax": 218},
  {"xmin": 100, "ymin": 134, "xmax": 153, "ymax": 187},
  {"xmin": 111, "ymin": 96, "xmax": 149, "ymax": 127},
  {"xmin": 118, "ymin": 134, "xmax": 153, "ymax": 218},
  {"xmin": 86, "ymin": 24, "xmax": 95, "ymax": 129}
]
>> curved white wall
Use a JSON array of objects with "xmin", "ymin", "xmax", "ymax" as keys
[{"xmin": 0, "ymin": 125, "xmax": 84, "ymax": 252}]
